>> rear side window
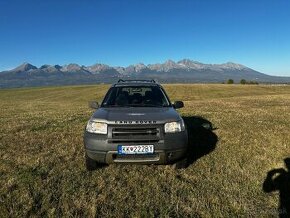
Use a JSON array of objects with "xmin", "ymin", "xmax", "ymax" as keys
[{"xmin": 102, "ymin": 86, "xmax": 170, "ymax": 107}]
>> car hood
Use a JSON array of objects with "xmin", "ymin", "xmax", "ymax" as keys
[{"xmin": 91, "ymin": 107, "xmax": 181, "ymax": 124}]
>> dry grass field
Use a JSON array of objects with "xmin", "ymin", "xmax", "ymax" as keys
[{"xmin": 0, "ymin": 84, "xmax": 290, "ymax": 217}]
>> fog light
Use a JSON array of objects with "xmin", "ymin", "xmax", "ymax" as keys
[{"xmin": 167, "ymin": 152, "xmax": 173, "ymax": 159}]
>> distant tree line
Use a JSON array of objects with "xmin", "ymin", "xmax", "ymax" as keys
[
  {"xmin": 240, "ymin": 79, "xmax": 259, "ymax": 84},
  {"xmin": 226, "ymin": 79, "xmax": 234, "ymax": 84},
  {"xmin": 225, "ymin": 79, "xmax": 259, "ymax": 85}
]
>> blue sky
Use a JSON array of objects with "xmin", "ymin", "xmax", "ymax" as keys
[{"xmin": 0, "ymin": 0, "xmax": 290, "ymax": 76}]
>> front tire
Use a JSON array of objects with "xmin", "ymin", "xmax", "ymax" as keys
[
  {"xmin": 85, "ymin": 153, "xmax": 99, "ymax": 171},
  {"xmin": 172, "ymin": 158, "xmax": 188, "ymax": 169}
]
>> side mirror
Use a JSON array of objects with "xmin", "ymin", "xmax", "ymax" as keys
[
  {"xmin": 173, "ymin": 101, "xmax": 184, "ymax": 109},
  {"xmin": 88, "ymin": 101, "xmax": 99, "ymax": 109}
]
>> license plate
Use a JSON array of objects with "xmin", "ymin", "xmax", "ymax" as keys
[{"xmin": 118, "ymin": 145, "xmax": 154, "ymax": 154}]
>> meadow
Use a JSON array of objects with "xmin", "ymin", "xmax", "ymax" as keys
[{"xmin": 0, "ymin": 84, "xmax": 289, "ymax": 217}]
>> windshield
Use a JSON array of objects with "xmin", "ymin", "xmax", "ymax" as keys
[{"xmin": 102, "ymin": 86, "xmax": 171, "ymax": 107}]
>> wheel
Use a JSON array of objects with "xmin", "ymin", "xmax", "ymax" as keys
[
  {"xmin": 172, "ymin": 158, "xmax": 188, "ymax": 169},
  {"xmin": 85, "ymin": 153, "xmax": 99, "ymax": 171}
]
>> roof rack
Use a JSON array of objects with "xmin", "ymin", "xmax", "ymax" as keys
[{"xmin": 117, "ymin": 79, "xmax": 156, "ymax": 83}]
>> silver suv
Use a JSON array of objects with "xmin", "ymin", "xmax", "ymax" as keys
[{"xmin": 84, "ymin": 80, "xmax": 188, "ymax": 170}]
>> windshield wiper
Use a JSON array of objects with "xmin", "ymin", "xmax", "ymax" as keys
[
  {"xmin": 104, "ymin": 104, "xmax": 169, "ymax": 108},
  {"xmin": 141, "ymin": 104, "xmax": 163, "ymax": 107},
  {"xmin": 104, "ymin": 105, "xmax": 130, "ymax": 107}
]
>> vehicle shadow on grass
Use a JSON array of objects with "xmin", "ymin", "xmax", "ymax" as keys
[
  {"xmin": 263, "ymin": 157, "xmax": 290, "ymax": 218},
  {"xmin": 182, "ymin": 116, "xmax": 218, "ymax": 167}
]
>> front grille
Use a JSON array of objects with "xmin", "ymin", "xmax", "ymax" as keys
[
  {"xmin": 109, "ymin": 125, "xmax": 161, "ymax": 143},
  {"xmin": 113, "ymin": 127, "xmax": 159, "ymax": 137}
]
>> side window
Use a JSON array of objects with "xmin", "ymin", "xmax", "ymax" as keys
[{"xmin": 102, "ymin": 88, "xmax": 117, "ymax": 106}]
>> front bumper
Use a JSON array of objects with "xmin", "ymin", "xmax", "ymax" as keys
[{"xmin": 84, "ymin": 130, "xmax": 188, "ymax": 164}]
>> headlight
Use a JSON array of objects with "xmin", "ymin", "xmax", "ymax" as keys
[
  {"xmin": 86, "ymin": 120, "xmax": 107, "ymax": 134},
  {"xmin": 164, "ymin": 120, "xmax": 185, "ymax": 133}
]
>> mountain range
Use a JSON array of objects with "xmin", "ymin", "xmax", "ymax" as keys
[{"xmin": 1, "ymin": 59, "xmax": 290, "ymax": 88}]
